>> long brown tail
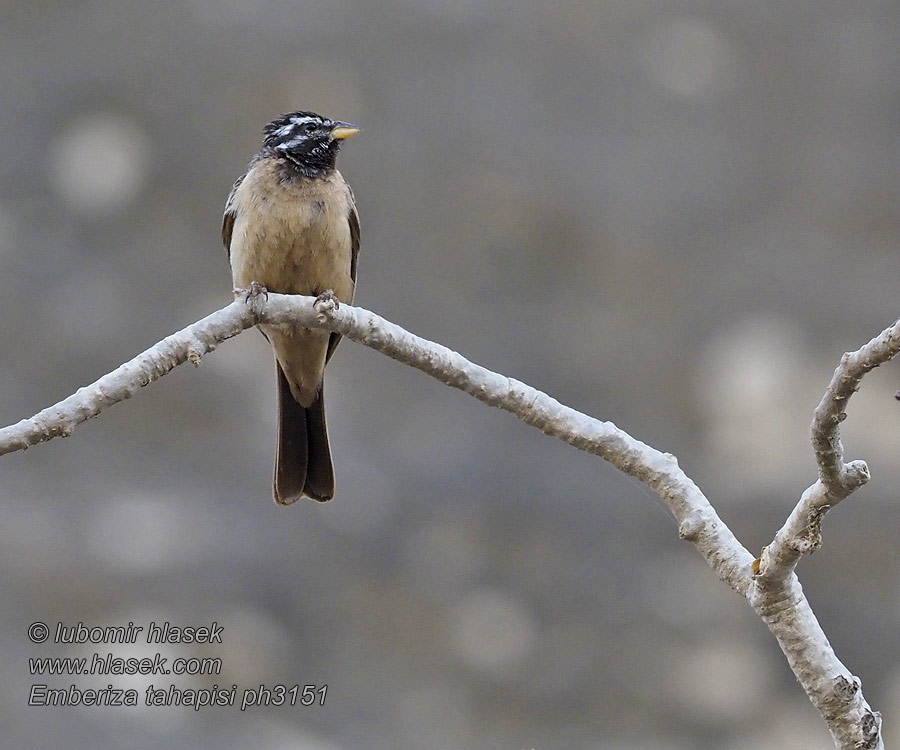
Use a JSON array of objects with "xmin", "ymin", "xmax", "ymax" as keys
[{"xmin": 274, "ymin": 364, "xmax": 335, "ymax": 504}]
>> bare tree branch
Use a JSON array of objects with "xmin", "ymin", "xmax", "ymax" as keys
[
  {"xmin": 757, "ymin": 319, "xmax": 900, "ymax": 581},
  {"xmin": 746, "ymin": 321, "xmax": 900, "ymax": 750},
  {"xmin": 0, "ymin": 293, "xmax": 890, "ymax": 749}
]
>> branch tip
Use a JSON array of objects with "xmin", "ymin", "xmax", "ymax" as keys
[{"xmin": 844, "ymin": 459, "xmax": 869, "ymax": 487}]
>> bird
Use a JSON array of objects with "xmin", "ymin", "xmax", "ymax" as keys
[{"xmin": 222, "ymin": 111, "xmax": 360, "ymax": 504}]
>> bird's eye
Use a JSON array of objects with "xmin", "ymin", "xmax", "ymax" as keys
[{"xmin": 303, "ymin": 122, "xmax": 317, "ymax": 133}]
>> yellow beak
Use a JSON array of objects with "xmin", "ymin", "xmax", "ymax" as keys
[{"xmin": 330, "ymin": 123, "xmax": 360, "ymax": 140}]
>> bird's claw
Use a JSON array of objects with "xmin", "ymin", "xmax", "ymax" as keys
[
  {"xmin": 314, "ymin": 289, "xmax": 339, "ymax": 313},
  {"xmin": 241, "ymin": 281, "xmax": 269, "ymax": 302}
]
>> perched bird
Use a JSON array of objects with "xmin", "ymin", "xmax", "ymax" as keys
[{"xmin": 222, "ymin": 111, "xmax": 360, "ymax": 504}]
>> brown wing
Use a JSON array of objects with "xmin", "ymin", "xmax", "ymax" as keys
[
  {"xmin": 325, "ymin": 195, "xmax": 360, "ymax": 364},
  {"xmin": 348, "ymin": 190, "xmax": 361, "ymax": 289},
  {"xmin": 221, "ymin": 173, "xmax": 246, "ymax": 259}
]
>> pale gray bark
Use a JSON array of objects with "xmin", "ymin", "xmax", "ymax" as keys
[{"xmin": 1, "ymin": 292, "xmax": 893, "ymax": 749}]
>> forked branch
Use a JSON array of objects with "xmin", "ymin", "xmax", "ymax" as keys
[{"xmin": 1, "ymin": 294, "xmax": 894, "ymax": 749}]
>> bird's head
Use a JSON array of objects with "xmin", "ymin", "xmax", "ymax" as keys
[{"xmin": 262, "ymin": 111, "xmax": 359, "ymax": 176}]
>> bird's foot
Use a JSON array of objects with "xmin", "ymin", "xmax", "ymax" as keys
[
  {"xmin": 237, "ymin": 281, "xmax": 268, "ymax": 321},
  {"xmin": 314, "ymin": 289, "xmax": 339, "ymax": 314},
  {"xmin": 240, "ymin": 281, "xmax": 269, "ymax": 302}
]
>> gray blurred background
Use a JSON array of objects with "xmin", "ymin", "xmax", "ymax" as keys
[{"xmin": 1, "ymin": 1, "xmax": 899, "ymax": 748}]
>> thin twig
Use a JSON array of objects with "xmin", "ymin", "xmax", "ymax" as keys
[{"xmin": 756, "ymin": 319, "xmax": 900, "ymax": 580}]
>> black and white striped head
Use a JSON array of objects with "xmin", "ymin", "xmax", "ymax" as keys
[{"xmin": 262, "ymin": 111, "xmax": 359, "ymax": 176}]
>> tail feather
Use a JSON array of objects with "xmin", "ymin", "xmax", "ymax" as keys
[
  {"xmin": 302, "ymin": 384, "xmax": 335, "ymax": 501},
  {"xmin": 274, "ymin": 363, "xmax": 335, "ymax": 504}
]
